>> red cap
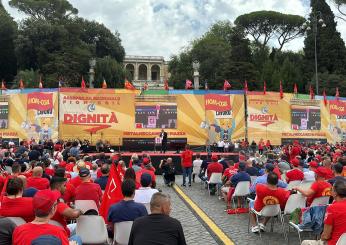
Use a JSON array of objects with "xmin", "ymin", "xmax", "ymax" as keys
[
  {"xmin": 239, "ymin": 155, "xmax": 246, "ymax": 161},
  {"xmin": 33, "ymin": 190, "xmax": 60, "ymax": 214},
  {"xmin": 291, "ymin": 158, "xmax": 300, "ymax": 167},
  {"xmin": 211, "ymin": 154, "xmax": 218, "ymax": 161},
  {"xmin": 142, "ymin": 158, "xmax": 150, "ymax": 165},
  {"xmin": 314, "ymin": 167, "xmax": 329, "ymax": 179},
  {"xmin": 309, "ymin": 161, "xmax": 318, "ymax": 168}
]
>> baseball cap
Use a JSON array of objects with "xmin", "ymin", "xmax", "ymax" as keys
[
  {"xmin": 33, "ymin": 189, "xmax": 60, "ymax": 214},
  {"xmin": 309, "ymin": 161, "xmax": 319, "ymax": 168},
  {"xmin": 314, "ymin": 167, "xmax": 329, "ymax": 178},
  {"xmin": 291, "ymin": 158, "xmax": 300, "ymax": 167},
  {"xmin": 79, "ymin": 168, "xmax": 90, "ymax": 177},
  {"xmin": 211, "ymin": 154, "xmax": 218, "ymax": 161},
  {"xmin": 140, "ymin": 173, "xmax": 152, "ymax": 186},
  {"xmin": 265, "ymin": 163, "xmax": 275, "ymax": 172}
]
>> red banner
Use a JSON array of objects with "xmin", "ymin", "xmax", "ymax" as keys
[
  {"xmin": 27, "ymin": 92, "xmax": 53, "ymax": 111},
  {"xmin": 330, "ymin": 100, "xmax": 346, "ymax": 116},
  {"xmin": 204, "ymin": 94, "xmax": 231, "ymax": 112}
]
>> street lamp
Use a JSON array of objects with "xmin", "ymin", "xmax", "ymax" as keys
[
  {"xmin": 88, "ymin": 36, "xmax": 99, "ymax": 88},
  {"xmin": 303, "ymin": 11, "xmax": 326, "ymax": 95},
  {"xmin": 192, "ymin": 60, "xmax": 200, "ymax": 90}
]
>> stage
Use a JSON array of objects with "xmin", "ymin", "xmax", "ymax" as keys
[{"xmin": 86, "ymin": 151, "xmax": 240, "ymax": 174}]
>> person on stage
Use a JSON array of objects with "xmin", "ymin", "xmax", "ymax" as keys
[{"xmin": 160, "ymin": 129, "xmax": 168, "ymax": 153}]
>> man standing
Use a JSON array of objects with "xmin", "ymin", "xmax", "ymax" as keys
[
  {"xmin": 160, "ymin": 129, "xmax": 168, "ymax": 153},
  {"xmin": 128, "ymin": 192, "xmax": 186, "ymax": 245},
  {"xmin": 181, "ymin": 145, "xmax": 193, "ymax": 187}
]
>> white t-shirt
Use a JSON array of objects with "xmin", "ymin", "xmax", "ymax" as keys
[
  {"xmin": 193, "ymin": 159, "xmax": 203, "ymax": 174},
  {"xmin": 304, "ymin": 171, "xmax": 315, "ymax": 182},
  {"xmin": 217, "ymin": 141, "xmax": 225, "ymax": 147},
  {"xmin": 134, "ymin": 187, "xmax": 159, "ymax": 204}
]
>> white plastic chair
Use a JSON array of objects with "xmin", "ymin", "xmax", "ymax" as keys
[
  {"xmin": 143, "ymin": 203, "xmax": 151, "ymax": 214},
  {"xmin": 232, "ymin": 181, "xmax": 250, "ymax": 208},
  {"xmin": 76, "ymin": 215, "xmax": 108, "ymax": 244},
  {"xmin": 283, "ymin": 193, "xmax": 306, "ymax": 215},
  {"xmin": 7, "ymin": 217, "xmax": 26, "ymax": 226},
  {"xmin": 206, "ymin": 173, "xmax": 222, "ymax": 196},
  {"xmin": 75, "ymin": 200, "xmax": 99, "ymax": 214},
  {"xmin": 336, "ymin": 233, "xmax": 346, "ymax": 245},
  {"xmin": 287, "ymin": 180, "xmax": 302, "ymax": 190},
  {"xmin": 310, "ymin": 196, "xmax": 330, "ymax": 207},
  {"xmin": 114, "ymin": 221, "xmax": 133, "ymax": 245},
  {"xmin": 5, "ymin": 166, "xmax": 12, "ymax": 174},
  {"xmin": 299, "ymin": 181, "xmax": 314, "ymax": 191}
]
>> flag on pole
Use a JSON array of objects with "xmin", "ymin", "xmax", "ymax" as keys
[
  {"xmin": 81, "ymin": 77, "xmax": 86, "ymax": 89},
  {"xmin": 263, "ymin": 81, "xmax": 266, "ymax": 95},
  {"xmin": 244, "ymin": 80, "xmax": 248, "ymax": 94},
  {"xmin": 309, "ymin": 85, "xmax": 314, "ymax": 100},
  {"xmin": 102, "ymin": 79, "xmax": 107, "ymax": 89},
  {"xmin": 294, "ymin": 83, "xmax": 298, "ymax": 95},
  {"xmin": 1, "ymin": 80, "xmax": 6, "ymax": 90},
  {"xmin": 185, "ymin": 79, "xmax": 193, "ymax": 89},
  {"xmin": 39, "ymin": 77, "xmax": 43, "ymax": 89},
  {"xmin": 143, "ymin": 82, "xmax": 148, "ymax": 90},
  {"xmin": 164, "ymin": 80, "xmax": 169, "ymax": 90},
  {"xmin": 124, "ymin": 79, "xmax": 136, "ymax": 90},
  {"xmin": 279, "ymin": 81, "xmax": 283, "ymax": 99},
  {"xmin": 99, "ymin": 163, "xmax": 123, "ymax": 221},
  {"xmin": 223, "ymin": 80, "xmax": 231, "ymax": 91},
  {"xmin": 323, "ymin": 89, "xmax": 327, "ymax": 106},
  {"xmin": 19, "ymin": 79, "xmax": 24, "ymax": 89},
  {"xmin": 336, "ymin": 87, "xmax": 340, "ymax": 101}
]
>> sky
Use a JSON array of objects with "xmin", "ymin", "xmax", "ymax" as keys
[{"xmin": 3, "ymin": 0, "xmax": 346, "ymax": 60}]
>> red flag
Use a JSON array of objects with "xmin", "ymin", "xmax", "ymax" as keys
[
  {"xmin": 81, "ymin": 77, "xmax": 86, "ymax": 89},
  {"xmin": 19, "ymin": 79, "xmax": 24, "ymax": 89},
  {"xmin": 323, "ymin": 89, "xmax": 327, "ymax": 106},
  {"xmin": 99, "ymin": 163, "xmax": 124, "ymax": 221},
  {"xmin": 294, "ymin": 83, "xmax": 298, "ymax": 95},
  {"xmin": 244, "ymin": 80, "xmax": 248, "ymax": 94},
  {"xmin": 1, "ymin": 80, "xmax": 6, "ymax": 90},
  {"xmin": 124, "ymin": 79, "xmax": 136, "ymax": 90},
  {"xmin": 39, "ymin": 77, "xmax": 43, "ymax": 89},
  {"xmin": 309, "ymin": 85, "xmax": 314, "ymax": 100},
  {"xmin": 336, "ymin": 87, "xmax": 340, "ymax": 101},
  {"xmin": 143, "ymin": 82, "xmax": 148, "ymax": 90},
  {"xmin": 223, "ymin": 80, "xmax": 231, "ymax": 91},
  {"xmin": 164, "ymin": 80, "xmax": 169, "ymax": 90},
  {"xmin": 279, "ymin": 81, "xmax": 283, "ymax": 99},
  {"xmin": 185, "ymin": 79, "xmax": 193, "ymax": 89},
  {"xmin": 263, "ymin": 81, "xmax": 266, "ymax": 95},
  {"xmin": 102, "ymin": 79, "xmax": 107, "ymax": 89}
]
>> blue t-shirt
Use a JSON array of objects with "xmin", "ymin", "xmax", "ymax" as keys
[
  {"xmin": 231, "ymin": 171, "xmax": 251, "ymax": 186},
  {"xmin": 108, "ymin": 200, "xmax": 148, "ymax": 223},
  {"xmin": 94, "ymin": 176, "xmax": 109, "ymax": 190}
]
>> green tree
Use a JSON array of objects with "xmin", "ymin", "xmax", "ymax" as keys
[
  {"xmin": 14, "ymin": 69, "xmax": 40, "ymax": 88},
  {"xmin": 94, "ymin": 56, "xmax": 126, "ymax": 88},
  {"xmin": 0, "ymin": 2, "xmax": 17, "ymax": 83}
]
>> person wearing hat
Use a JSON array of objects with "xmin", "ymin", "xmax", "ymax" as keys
[
  {"xmin": 136, "ymin": 158, "xmax": 156, "ymax": 188},
  {"xmin": 68, "ymin": 161, "xmax": 89, "ymax": 189},
  {"xmin": 293, "ymin": 167, "xmax": 332, "ymax": 206},
  {"xmin": 206, "ymin": 154, "xmax": 223, "ymax": 195},
  {"xmin": 12, "ymin": 189, "xmax": 81, "ymax": 245},
  {"xmin": 285, "ymin": 158, "xmax": 304, "ymax": 183},
  {"xmin": 304, "ymin": 161, "xmax": 318, "ymax": 182},
  {"xmin": 75, "ymin": 168, "xmax": 102, "ymax": 208},
  {"xmin": 134, "ymin": 173, "xmax": 159, "ymax": 205}
]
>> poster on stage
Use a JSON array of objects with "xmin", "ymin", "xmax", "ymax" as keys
[{"xmin": 0, "ymin": 101, "xmax": 9, "ymax": 129}]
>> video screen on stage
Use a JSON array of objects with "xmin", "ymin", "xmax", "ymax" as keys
[
  {"xmin": 135, "ymin": 103, "xmax": 177, "ymax": 129},
  {"xmin": 291, "ymin": 105, "xmax": 321, "ymax": 130},
  {"xmin": 0, "ymin": 102, "xmax": 9, "ymax": 129}
]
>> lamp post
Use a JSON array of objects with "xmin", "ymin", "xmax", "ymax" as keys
[
  {"xmin": 303, "ymin": 9, "xmax": 326, "ymax": 95},
  {"xmin": 192, "ymin": 60, "xmax": 200, "ymax": 90},
  {"xmin": 88, "ymin": 58, "xmax": 96, "ymax": 88}
]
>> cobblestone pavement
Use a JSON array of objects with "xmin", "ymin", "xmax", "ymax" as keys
[
  {"xmin": 157, "ymin": 177, "xmax": 218, "ymax": 245},
  {"xmin": 158, "ymin": 176, "xmax": 306, "ymax": 245}
]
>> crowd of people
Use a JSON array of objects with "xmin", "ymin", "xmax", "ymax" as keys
[{"xmin": 0, "ymin": 138, "xmax": 345, "ymax": 244}]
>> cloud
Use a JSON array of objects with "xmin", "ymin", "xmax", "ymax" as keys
[{"xmin": 3, "ymin": 0, "xmax": 346, "ymax": 60}]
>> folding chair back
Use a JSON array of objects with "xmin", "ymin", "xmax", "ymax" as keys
[
  {"xmin": 7, "ymin": 217, "xmax": 26, "ymax": 226},
  {"xmin": 336, "ymin": 233, "xmax": 346, "ymax": 245},
  {"xmin": 208, "ymin": 173, "xmax": 222, "ymax": 184},
  {"xmin": 287, "ymin": 180, "xmax": 302, "ymax": 190},
  {"xmin": 299, "ymin": 181, "xmax": 314, "ymax": 191},
  {"xmin": 76, "ymin": 215, "xmax": 108, "ymax": 244},
  {"xmin": 114, "ymin": 221, "xmax": 133, "ymax": 245},
  {"xmin": 260, "ymin": 204, "xmax": 281, "ymax": 217},
  {"xmin": 310, "ymin": 196, "xmax": 330, "ymax": 207},
  {"xmin": 75, "ymin": 200, "xmax": 99, "ymax": 214},
  {"xmin": 284, "ymin": 193, "xmax": 306, "ymax": 215},
  {"xmin": 233, "ymin": 181, "xmax": 250, "ymax": 197}
]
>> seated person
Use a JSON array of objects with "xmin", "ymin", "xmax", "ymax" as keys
[
  {"xmin": 304, "ymin": 161, "xmax": 318, "ymax": 182},
  {"xmin": 286, "ymin": 158, "xmax": 304, "ymax": 183},
  {"xmin": 249, "ymin": 172, "xmax": 290, "ymax": 233},
  {"xmin": 94, "ymin": 164, "xmax": 109, "ymax": 190},
  {"xmin": 0, "ymin": 177, "xmax": 34, "ymax": 222},
  {"xmin": 302, "ymin": 180, "xmax": 346, "ymax": 245},
  {"xmin": 159, "ymin": 158, "xmax": 176, "ymax": 187},
  {"xmin": 134, "ymin": 174, "xmax": 159, "ymax": 204},
  {"xmin": 26, "ymin": 166, "xmax": 50, "ymax": 190},
  {"xmin": 75, "ymin": 168, "xmax": 102, "ymax": 208},
  {"xmin": 328, "ymin": 163, "xmax": 345, "ymax": 186},
  {"xmin": 294, "ymin": 167, "xmax": 332, "ymax": 206},
  {"xmin": 0, "ymin": 216, "xmax": 16, "ymax": 245},
  {"xmin": 207, "ymin": 154, "xmax": 223, "ymax": 195},
  {"xmin": 245, "ymin": 160, "xmax": 260, "ymax": 177}
]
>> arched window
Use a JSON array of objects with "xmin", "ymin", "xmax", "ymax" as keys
[
  {"xmin": 138, "ymin": 64, "xmax": 147, "ymax": 80},
  {"xmin": 151, "ymin": 65, "xmax": 160, "ymax": 81},
  {"xmin": 125, "ymin": 64, "xmax": 135, "ymax": 80}
]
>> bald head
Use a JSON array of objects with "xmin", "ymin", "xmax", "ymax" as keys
[
  {"xmin": 150, "ymin": 192, "xmax": 171, "ymax": 215},
  {"xmin": 32, "ymin": 166, "xmax": 43, "ymax": 177}
]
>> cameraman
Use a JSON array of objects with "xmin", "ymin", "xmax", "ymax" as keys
[{"xmin": 159, "ymin": 158, "xmax": 175, "ymax": 187}]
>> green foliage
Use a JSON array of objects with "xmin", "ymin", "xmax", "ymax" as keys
[
  {"xmin": 94, "ymin": 56, "xmax": 126, "ymax": 88},
  {"xmin": 14, "ymin": 69, "xmax": 40, "ymax": 88}
]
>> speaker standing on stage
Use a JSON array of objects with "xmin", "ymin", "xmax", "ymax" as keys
[{"xmin": 160, "ymin": 129, "xmax": 168, "ymax": 153}]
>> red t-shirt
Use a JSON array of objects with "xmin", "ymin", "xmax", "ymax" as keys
[
  {"xmin": 62, "ymin": 182, "xmax": 76, "ymax": 204},
  {"xmin": 65, "ymin": 163, "xmax": 74, "ymax": 172},
  {"xmin": 181, "ymin": 150, "xmax": 193, "ymax": 168},
  {"xmin": 26, "ymin": 177, "xmax": 50, "ymax": 190},
  {"xmin": 324, "ymin": 168, "xmax": 334, "ymax": 180},
  {"xmin": 136, "ymin": 169, "xmax": 156, "ymax": 186},
  {"xmin": 45, "ymin": 168, "xmax": 55, "ymax": 176},
  {"xmin": 52, "ymin": 202, "xmax": 70, "ymax": 236},
  {"xmin": 0, "ymin": 196, "xmax": 34, "ymax": 222},
  {"xmin": 75, "ymin": 182, "xmax": 102, "ymax": 208},
  {"xmin": 324, "ymin": 199, "xmax": 346, "ymax": 245},
  {"xmin": 207, "ymin": 162, "xmax": 223, "ymax": 180},
  {"xmin": 286, "ymin": 169, "xmax": 304, "ymax": 183},
  {"xmin": 273, "ymin": 167, "xmax": 282, "ymax": 180},
  {"xmin": 307, "ymin": 181, "xmax": 332, "ymax": 206},
  {"xmin": 223, "ymin": 167, "xmax": 238, "ymax": 180},
  {"xmin": 13, "ymin": 223, "xmax": 69, "ymax": 245},
  {"xmin": 68, "ymin": 176, "xmax": 83, "ymax": 189},
  {"xmin": 254, "ymin": 184, "xmax": 290, "ymax": 212}
]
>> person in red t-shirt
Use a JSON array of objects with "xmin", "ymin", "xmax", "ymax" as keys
[
  {"xmin": 302, "ymin": 180, "xmax": 346, "ymax": 245},
  {"xmin": 136, "ymin": 158, "xmax": 157, "ymax": 188},
  {"xmin": 65, "ymin": 157, "xmax": 77, "ymax": 172},
  {"xmin": 55, "ymin": 168, "xmax": 76, "ymax": 204},
  {"xmin": 286, "ymin": 158, "xmax": 304, "ymax": 183},
  {"xmin": 207, "ymin": 154, "xmax": 223, "ymax": 195},
  {"xmin": 258, "ymin": 139, "xmax": 264, "ymax": 155},
  {"xmin": 294, "ymin": 167, "xmax": 332, "ymax": 206},
  {"xmin": 0, "ymin": 177, "xmax": 35, "ymax": 222},
  {"xmin": 26, "ymin": 166, "xmax": 50, "ymax": 190},
  {"xmin": 250, "ymin": 172, "xmax": 290, "ymax": 233},
  {"xmin": 75, "ymin": 168, "xmax": 102, "ymax": 208},
  {"xmin": 322, "ymin": 158, "xmax": 334, "ymax": 180},
  {"xmin": 12, "ymin": 189, "xmax": 80, "ymax": 245},
  {"xmin": 180, "ymin": 145, "xmax": 193, "ymax": 187}
]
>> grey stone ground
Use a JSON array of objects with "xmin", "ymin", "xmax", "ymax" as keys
[{"xmin": 157, "ymin": 175, "xmax": 309, "ymax": 245}]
